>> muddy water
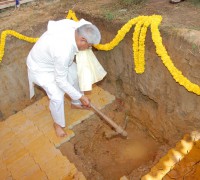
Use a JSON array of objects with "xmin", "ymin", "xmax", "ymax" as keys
[{"xmin": 59, "ymin": 99, "xmax": 170, "ymax": 179}]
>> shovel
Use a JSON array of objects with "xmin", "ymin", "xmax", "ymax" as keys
[{"xmin": 90, "ymin": 103, "xmax": 128, "ymax": 137}]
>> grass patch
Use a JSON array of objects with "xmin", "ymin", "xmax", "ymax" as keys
[
  {"xmin": 189, "ymin": 0, "xmax": 200, "ymax": 6},
  {"xmin": 104, "ymin": 12, "xmax": 115, "ymax": 21}
]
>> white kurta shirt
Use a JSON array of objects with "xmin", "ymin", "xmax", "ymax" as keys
[{"xmin": 27, "ymin": 19, "xmax": 90, "ymax": 100}]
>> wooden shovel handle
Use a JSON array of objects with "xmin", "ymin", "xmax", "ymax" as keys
[{"xmin": 90, "ymin": 103, "xmax": 128, "ymax": 137}]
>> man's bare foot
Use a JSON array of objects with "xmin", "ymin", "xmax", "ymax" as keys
[
  {"xmin": 71, "ymin": 104, "xmax": 91, "ymax": 110},
  {"xmin": 53, "ymin": 123, "xmax": 67, "ymax": 137}
]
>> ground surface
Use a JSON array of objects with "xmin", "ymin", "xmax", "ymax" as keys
[{"xmin": 0, "ymin": 0, "xmax": 200, "ymax": 32}]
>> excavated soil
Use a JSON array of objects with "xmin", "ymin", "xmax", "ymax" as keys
[{"xmin": 59, "ymin": 99, "xmax": 169, "ymax": 180}]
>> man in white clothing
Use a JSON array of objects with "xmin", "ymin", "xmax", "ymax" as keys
[{"xmin": 27, "ymin": 19, "xmax": 101, "ymax": 137}]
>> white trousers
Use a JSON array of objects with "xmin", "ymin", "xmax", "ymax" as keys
[{"xmin": 28, "ymin": 62, "xmax": 83, "ymax": 127}]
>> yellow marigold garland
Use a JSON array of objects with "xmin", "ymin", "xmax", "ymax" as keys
[
  {"xmin": 94, "ymin": 17, "xmax": 139, "ymax": 51},
  {"xmin": 0, "ymin": 9, "xmax": 200, "ymax": 95},
  {"xmin": 0, "ymin": 30, "xmax": 38, "ymax": 62},
  {"xmin": 150, "ymin": 16, "xmax": 200, "ymax": 95},
  {"xmin": 133, "ymin": 16, "xmax": 146, "ymax": 73},
  {"xmin": 66, "ymin": 10, "xmax": 79, "ymax": 22},
  {"xmin": 137, "ymin": 17, "xmax": 151, "ymax": 74}
]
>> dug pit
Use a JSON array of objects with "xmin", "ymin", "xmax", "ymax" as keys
[
  {"xmin": 59, "ymin": 99, "xmax": 169, "ymax": 180},
  {"xmin": 1, "ymin": 1, "xmax": 200, "ymax": 179}
]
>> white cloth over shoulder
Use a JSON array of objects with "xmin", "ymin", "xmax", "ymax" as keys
[
  {"xmin": 47, "ymin": 19, "xmax": 91, "ymax": 34},
  {"xmin": 76, "ymin": 49, "xmax": 107, "ymax": 91}
]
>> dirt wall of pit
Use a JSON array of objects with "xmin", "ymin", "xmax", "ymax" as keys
[
  {"xmin": 1, "ymin": 12, "xmax": 200, "ymax": 144},
  {"xmin": 94, "ymin": 18, "xmax": 200, "ymax": 144}
]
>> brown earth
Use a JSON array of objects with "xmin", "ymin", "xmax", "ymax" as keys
[
  {"xmin": 59, "ymin": 98, "xmax": 171, "ymax": 180},
  {"xmin": 1, "ymin": 0, "xmax": 200, "ymax": 179},
  {"xmin": 1, "ymin": 0, "xmax": 200, "ymax": 32}
]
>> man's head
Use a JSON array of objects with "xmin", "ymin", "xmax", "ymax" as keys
[{"xmin": 75, "ymin": 24, "xmax": 101, "ymax": 51}]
